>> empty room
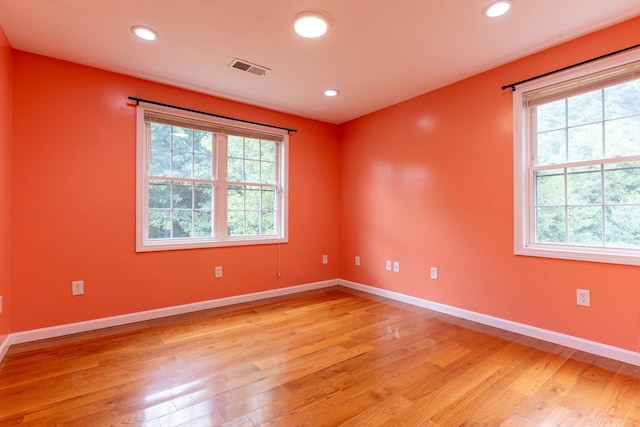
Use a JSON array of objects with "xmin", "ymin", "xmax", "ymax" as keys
[{"xmin": 0, "ymin": 0, "xmax": 639, "ymax": 425}]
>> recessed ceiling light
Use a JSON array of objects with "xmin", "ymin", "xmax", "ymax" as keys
[
  {"xmin": 484, "ymin": 0, "xmax": 513, "ymax": 18},
  {"xmin": 324, "ymin": 89, "xmax": 339, "ymax": 97},
  {"xmin": 293, "ymin": 12, "xmax": 329, "ymax": 38},
  {"xmin": 132, "ymin": 26, "xmax": 158, "ymax": 41}
]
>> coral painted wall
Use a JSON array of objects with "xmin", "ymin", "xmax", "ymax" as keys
[
  {"xmin": 10, "ymin": 52, "xmax": 340, "ymax": 332},
  {"xmin": 0, "ymin": 25, "xmax": 11, "ymax": 341},
  {"xmin": 339, "ymin": 16, "xmax": 640, "ymax": 352}
]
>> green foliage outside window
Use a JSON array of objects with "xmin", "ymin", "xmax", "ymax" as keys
[
  {"xmin": 148, "ymin": 122, "xmax": 214, "ymax": 239},
  {"xmin": 534, "ymin": 79, "xmax": 640, "ymax": 248}
]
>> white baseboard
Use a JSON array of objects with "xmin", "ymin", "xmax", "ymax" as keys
[
  {"xmin": 339, "ymin": 279, "xmax": 640, "ymax": 367},
  {"xmin": 2, "ymin": 278, "xmax": 638, "ymax": 368},
  {"xmin": 0, "ymin": 334, "xmax": 10, "ymax": 363},
  {"xmin": 7, "ymin": 280, "xmax": 338, "ymax": 348}
]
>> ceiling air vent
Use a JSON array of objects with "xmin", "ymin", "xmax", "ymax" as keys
[{"xmin": 229, "ymin": 58, "xmax": 270, "ymax": 76}]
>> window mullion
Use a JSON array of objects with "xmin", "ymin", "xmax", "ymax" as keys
[
  {"xmin": 215, "ymin": 134, "xmax": 228, "ymax": 239},
  {"xmin": 169, "ymin": 180, "xmax": 174, "ymax": 239},
  {"xmin": 563, "ymin": 168, "xmax": 569, "ymax": 244},
  {"xmin": 600, "ymin": 163, "xmax": 606, "ymax": 246}
]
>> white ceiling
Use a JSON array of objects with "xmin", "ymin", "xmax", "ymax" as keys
[{"xmin": 0, "ymin": 0, "xmax": 639, "ymax": 124}]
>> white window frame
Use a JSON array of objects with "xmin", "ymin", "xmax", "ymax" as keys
[
  {"xmin": 136, "ymin": 103, "xmax": 288, "ymax": 252},
  {"xmin": 513, "ymin": 49, "xmax": 640, "ymax": 266}
]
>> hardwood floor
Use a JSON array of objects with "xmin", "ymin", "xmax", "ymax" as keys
[{"xmin": 1, "ymin": 287, "xmax": 640, "ymax": 426}]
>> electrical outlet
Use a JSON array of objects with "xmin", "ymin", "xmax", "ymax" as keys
[
  {"xmin": 0, "ymin": 295, "xmax": 2, "ymax": 314},
  {"xmin": 577, "ymin": 289, "xmax": 590, "ymax": 307},
  {"xmin": 72, "ymin": 280, "xmax": 84, "ymax": 296},
  {"xmin": 215, "ymin": 266, "xmax": 223, "ymax": 278},
  {"xmin": 430, "ymin": 267, "xmax": 438, "ymax": 280},
  {"xmin": 322, "ymin": 255, "xmax": 328, "ymax": 264},
  {"xmin": 393, "ymin": 261, "xmax": 400, "ymax": 273},
  {"xmin": 355, "ymin": 256, "xmax": 360, "ymax": 266},
  {"xmin": 385, "ymin": 260, "xmax": 392, "ymax": 271}
]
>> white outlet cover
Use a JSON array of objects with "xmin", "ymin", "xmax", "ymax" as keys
[
  {"xmin": 393, "ymin": 261, "xmax": 400, "ymax": 272},
  {"xmin": 430, "ymin": 267, "xmax": 438, "ymax": 280},
  {"xmin": 355, "ymin": 256, "xmax": 360, "ymax": 265},
  {"xmin": 385, "ymin": 260, "xmax": 392, "ymax": 271},
  {"xmin": 72, "ymin": 280, "xmax": 84, "ymax": 296},
  {"xmin": 577, "ymin": 289, "xmax": 590, "ymax": 307},
  {"xmin": 215, "ymin": 266, "xmax": 223, "ymax": 278}
]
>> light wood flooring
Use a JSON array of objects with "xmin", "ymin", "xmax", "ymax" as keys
[{"xmin": 1, "ymin": 287, "xmax": 640, "ymax": 426}]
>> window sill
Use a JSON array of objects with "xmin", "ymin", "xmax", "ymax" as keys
[
  {"xmin": 515, "ymin": 244, "xmax": 640, "ymax": 266},
  {"xmin": 137, "ymin": 236, "xmax": 288, "ymax": 252}
]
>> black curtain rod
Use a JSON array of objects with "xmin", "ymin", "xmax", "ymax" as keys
[
  {"xmin": 501, "ymin": 43, "xmax": 640, "ymax": 91},
  {"xmin": 128, "ymin": 97, "xmax": 297, "ymax": 134}
]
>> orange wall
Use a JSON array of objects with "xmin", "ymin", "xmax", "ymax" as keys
[
  {"xmin": 339, "ymin": 16, "xmax": 640, "ymax": 352},
  {"xmin": 0, "ymin": 25, "xmax": 11, "ymax": 340},
  {"xmin": 10, "ymin": 52, "xmax": 340, "ymax": 332}
]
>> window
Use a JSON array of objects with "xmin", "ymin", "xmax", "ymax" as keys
[
  {"xmin": 136, "ymin": 103, "xmax": 288, "ymax": 251},
  {"xmin": 513, "ymin": 50, "xmax": 640, "ymax": 265}
]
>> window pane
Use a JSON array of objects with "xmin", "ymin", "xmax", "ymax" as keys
[
  {"xmin": 261, "ymin": 162, "xmax": 275, "ymax": 184},
  {"xmin": 244, "ymin": 160, "xmax": 261, "ymax": 183},
  {"xmin": 261, "ymin": 211, "xmax": 275, "ymax": 234},
  {"xmin": 568, "ymin": 123, "xmax": 603, "ymax": 162},
  {"xmin": 194, "ymin": 183, "xmax": 213, "ymax": 209},
  {"xmin": 227, "ymin": 185, "xmax": 244, "ymax": 210},
  {"xmin": 567, "ymin": 206, "xmax": 602, "ymax": 245},
  {"xmin": 194, "ymin": 153, "xmax": 212, "ymax": 180},
  {"xmin": 605, "ymin": 205, "xmax": 640, "ymax": 248},
  {"xmin": 568, "ymin": 90, "xmax": 602, "ymax": 127},
  {"xmin": 537, "ymin": 100, "xmax": 565, "ymax": 132},
  {"xmin": 149, "ymin": 180, "xmax": 170, "ymax": 208},
  {"xmin": 536, "ymin": 207, "xmax": 565, "ymax": 243},
  {"xmin": 194, "ymin": 130, "xmax": 213, "ymax": 154},
  {"xmin": 227, "ymin": 185, "xmax": 275, "ymax": 236},
  {"xmin": 228, "ymin": 158, "xmax": 243, "ymax": 182},
  {"xmin": 194, "ymin": 211, "xmax": 212, "ymax": 237},
  {"xmin": 150, "ymin": 149, "xmax": 171, "ymax": 176},
  {"xmin": 535, "ymin": 170, "xmax": 565, "ymax": 205},
  {"xmin": 148, "ymin": 210, "xmax": 171, "ymax": 239},
  {"xmin": 173, "ymin": 210, "xmax": 192, "ymax": 238},
  {"xmin": 172, "ymin": 182, "xmax": 193, "ymax": 209},
  {"xmin": 261, "ymin": 140, "xmax": 275, "ymax": 162},
  {"xmin": 228, "ymin": 135, "xmax": 244, "ymax": 158},
  {"xmin": 605, "ymin": 116, "xmax": 640, "ymax": 158},
  {"xmin": 228, "ymin": 210, "xmax": 244, "ymax": 236},
  {"xmin": 151, "ymin": 123, "xmax": 170, "ymax": 149},
  {"xmin": 605, "ymin": 162, "xmax": 640, "ymax": 204},
  {"xmin": 567, "ymin": 166, "xmax": 601, "ymax": 205},
  {"xmin": 172, "ymin": 152, "xmax": 193, "ymax": 178},
  {"xmin": 245, "ymin": 138, "xmax": 260, "ymax": 160},
  {"xmin": 171, "ymin": 127, "xmax": 192, "ymax": 152},
  {"xmin": 605, "ymin": 79, "xmax": 640, "ymax": 120},
  {"xmin": 245, "ymin": 186, "xmax": 261, "ymax": 210},
  {"xmin": 536, "ymin": 129, "xmax": 566, "ymax": 165},
  {"xmin": 246, "ymin": 211, "xmax": 260, "ymax": 235},
  {"xmin": 262, "ymin": 188, "xmax": 275, "ymax": 210}
]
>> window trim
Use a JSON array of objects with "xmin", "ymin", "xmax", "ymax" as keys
[
  {"xmin": 136, "ymin": 103, "xmax": 289, "ymax": 252},
  {"xmin": 513, "ymin": 49, "xmax": 640, "ymax": 266}
]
